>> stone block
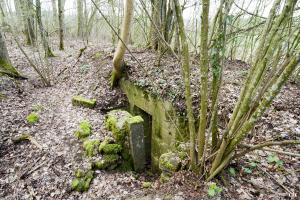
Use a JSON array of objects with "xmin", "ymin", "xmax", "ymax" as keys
[
  {"xmin": 72, "ymin": 96, "xmax": 96, "ymax": 108},
  {"xmin": 126, "ymin": 116, "xmax": 146, "ymax": 172}
]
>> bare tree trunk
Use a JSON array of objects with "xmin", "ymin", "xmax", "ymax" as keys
[
  {"xmin": 19, "ymin": 0, "xmax": 36, "ymax": 45},
  {"xmin": 77, "ymin": 0, "xmax": 83, "ymax": 38},
  {"xmin": 0, "ymin": 30, "xmax": 22, "ymax": 78},
  {"xmin": 51, "ymin": 0, "xmax": 57, "ymax": 25},
  {"xmin": 111, "ymin": 0, "xmax": 134, "ymax": 87},
  {"xmin": 58, "ymin": 0, "xmax": 64, "ymax": 50},
  {"xmin": 36, "ymin": 0, "xmax": 54, "ymax": 57}
]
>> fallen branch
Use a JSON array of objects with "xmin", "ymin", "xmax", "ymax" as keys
[
  {"xmin": 236, "ymin": 140, "xmax": 300, "ymax": 158},
  {"xmin": 12, "ymin": 134, "xmax": 43, "ymax": 150}
]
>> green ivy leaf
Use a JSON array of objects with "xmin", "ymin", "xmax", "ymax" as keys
[
  {"xmin": 228, "ymin": 167, "xmax": 236, "ymax": 176},
  {"xmin": 243, "ymin": 167, "xmax": 252, "ymax": 174}
]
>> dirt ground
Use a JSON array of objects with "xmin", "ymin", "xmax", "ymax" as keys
[{"xmin": 0, "ymin": 37, "xmax": 299, "ymax": 199}]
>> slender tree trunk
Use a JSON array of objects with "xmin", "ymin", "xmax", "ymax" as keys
[
  {"xmin": 58, "ymin": 0, "xmax": 64, "ymax": 50},
  {"xmin": 0, "ymin": 30, "xmax": 22, "ymax": 78},
  {"xmin": 19, "ymin": 0, "xmax": 36, "ymax": 45},
  {"xmin": 111, "ymin": 0, "xmax": 134, "ymax": 87},
  {"xmin": 77, "ymin": 0, "xmax": 83, "ymax": 38},
  {"xmin": 51, "ymin": 0, "xmax": 58, "ymax": 26},
  {"xmin": 173, "ymin": 0, "xmax": 197, "ymax": 171},
  {"xmin": 198, "ymin": 0, "xmax": 210, "ymax": 170},
  {"xmin": 36, "ymin": 0, "xmax": 54, "ymax": 57}
]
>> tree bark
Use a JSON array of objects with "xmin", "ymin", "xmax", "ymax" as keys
[
  {"xmin": 198, "ymin": 0, "xmax": 210, "ymax": 169},
  {"xmin": 111, "ymin": 0, "xmax": 134, "ymax": 87},
  {"xmin": 77, "ymin": 0, "xmax": 83, "ymax": 38},
  {"xmin": 51, "ymin": 0, "xmax": 58, "ymax": 25},
  {"xmin": 173, "ymin": 0, "xmax": 197, "ymax": 171},
  {"xmin": 0, "ymin": 30, "xmax": 22, "ymax": 78},
  {"xmin": 58, "ymin": 0, "xmax": 64, "ymax": 50},
  {"xmin": 36, "ymin": 0, "xmax": 54, "ymax": 57}
]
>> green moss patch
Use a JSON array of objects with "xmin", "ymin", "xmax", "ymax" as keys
[
  {"xmin": 74, "ymin": 120, "xmax": 92, "ymax": 139},
  {"xmin": 92, "ymin": 154, "xmax": 119, "ymax": 170},
  {"xmin": 105, "ymin": 110, "xmax": 132, "ymax": 143},
  {"xmin": 71, "ymin": 170, "xmax": 94, "ymax": 192},
  {"xmin": 99, "ymin": 143, "xmax": 122, "ymax": 154},
  {"xmin": 26, "ymin": 112, "xmax": 39, "ymax": 124},
  {"xmin": 83, "ymin": 139, "xmax": 100, "ymax": 157},
  {"xmin": 72, "ymin": 96, "xmax": 96, "ymax": 109}
]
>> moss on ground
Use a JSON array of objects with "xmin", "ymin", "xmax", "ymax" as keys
[{"xmin": 26, "ymin": 112, "xmax": 39, "ymax": 124}]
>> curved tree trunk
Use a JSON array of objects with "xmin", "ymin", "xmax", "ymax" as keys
[
  {"xmin": 111, "ymin": 0, "xmax": 134, "ymax": 87},
  {"xmin": 0, "ymin": 31, "xmax": 22, "ymax": 78}
]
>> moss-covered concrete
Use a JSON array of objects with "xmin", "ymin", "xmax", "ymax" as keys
[
  {"xmin": 74, "ymin": 120, "xmax": 92, "ymax": 139},
  {"xmin": 72, "ymin": 96, "xmax": 96, "ymax": 108},
  {"xmin": 120, "ymin": 78, "xmax": 189, "ymax": 171},
  {"xmin": 105, "ymin": 110, "xmax": 132, "ymax": 143},
  {"xmin": 92, "ymin": 154, "xmax": 119, "ymax": 170},
  {"xmin": 99, "ymin": 143, "xmax": 122, "ymax": 154},
  {"xmin": 71, "ymin": 170, "xmax": 94, "ymax": 192},
  {"xmin": 83, "ymin": 139, "xmax": 100, "ymax": 157}
]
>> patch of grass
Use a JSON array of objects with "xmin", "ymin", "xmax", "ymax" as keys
[{"xmin": 26, "ymin": 112, "xmax": 39, "ymax": 124}]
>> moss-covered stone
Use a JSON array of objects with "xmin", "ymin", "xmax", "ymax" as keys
[
  {"xmin": 92, "ymin": 154, "xmax": 119, "ymax": 170},
  {"xmin": 159, "ymin": 152, "xmax": 182, "ymax": 173},
  {"xmin": 74, "ymin": 120, "xmax": 92, "ymax": 139},
  {"xmin": 71, "ymin": 170, "xmax": 94, "ymax": 192},
  {"xmin": 99, "ymin": 143, "xmax": 122, "ymax": 154},
  {"xmin": 83, "ymin": 139, "xmax": 100, "ymax": 157},
  {"xmin": 105, "ymin": 110, "xmax": 132, "ymax": 143},
  {"xmin": 26, "ymin": 112, "xmax": 39, "ymax": 124},
  {"xmin": 72, "ymin": 96, "xmax": 96, "ymax": 108}
]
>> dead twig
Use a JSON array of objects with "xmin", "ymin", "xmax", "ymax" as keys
[
  {"xmin": 257, "ymin": 165, "xmax": 294, "ymax": 197},
  {"xmin": 236, "ymin": 140, "xmax": 300, "ymax": 158},
  {"xmin": 12, "ymin": 134, "xmax": 43, "ymax": 150}
]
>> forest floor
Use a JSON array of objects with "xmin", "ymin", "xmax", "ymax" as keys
[{"xmin": 0, "ymin": 37, "xmax": 299, "ymax": 200}]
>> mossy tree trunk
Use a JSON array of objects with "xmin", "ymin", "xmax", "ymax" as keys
[
  {"xmin": 36, "ymin": 0, "xmax": 54, "ymax": 57},
  {"xmin": 0, "ymin": 30, "xmax": 22, "ymax": 78},
  {"xmin": 173, "ymin": 0, "xmax": 197, "ymax": 171},
  {"xmin": 208, "ymin": 0, "xmax": 299, "ymax": 180},
  {"xmin": 197, "ymin": 0, "xmax": 210, "ymax": 171},
  {"xmin": 111, "ymin": 0, "xmax": 134, "ymax": 87}
]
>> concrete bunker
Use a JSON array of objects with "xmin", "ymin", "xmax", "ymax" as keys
[{"xmin": 120, "ymin": 79, "xmax": 188, "ymax": 170}]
